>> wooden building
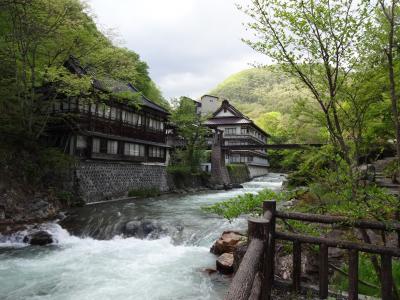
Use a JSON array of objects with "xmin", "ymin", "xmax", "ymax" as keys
[
  {"xmin": 203, "ymin": 98, "xmax": 270, "ymax": 178},
  {"xmin": 46, "ymin": 56, "xmax": 170, "ymax": 165}
]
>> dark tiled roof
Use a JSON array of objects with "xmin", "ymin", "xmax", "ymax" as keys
[
  {"xmin": 212, "ymin": 99, "xmax": 247, "ymax": 119},
  {"xmin": 64, "ymin": 56, "xmax": 169, "ymax": 115}
]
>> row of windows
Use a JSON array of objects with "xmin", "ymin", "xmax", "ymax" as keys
[
  {"xmin": 148, "ymin": 118, "xmax": 164, "ymax": 131},
  {"xmin": 223, "ymin": 127, "xmax": 266, "ymax": 142},
  {"xmin": 225, "ymin": 128, "xmax": 236, "ymax": 135},
  {"xmin": 77, "ymin": 136, "xmax": 165, "ymax": 158},
  {"xmin": 124, "ymin": 143, "xmax": 145, "ymax": 157},
  {"xmin": 122, "ymin": 111, "xmax": 143, "ymax": 126},
  {"xmin": 53, "ymin": 100, "xmax": 164, "ymax": 131},
  {"xmin": 148, "ymin": 146, "xmax": 165, "ymax": 158},
  {"xmin": 225, "ymin": 140, "xmax": 248, "ymax": 146},
  {"xmin": 229, "ymin": 154, "xmax": 254, "ymax": 163}
]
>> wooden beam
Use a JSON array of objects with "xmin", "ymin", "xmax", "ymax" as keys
[
  {"xmin": 263, "ymin": 201, "xmax": 276, "ymax": 300},
  {"xmin": 276, "ymin": 211, "xmax": 400, "ymax": 232},
  {"xmin": 225, "ymin": 218, "xmax": 269, "ymax": 300},
  {"xmin": 276, "ymin": 231, "xmax": 400, "ymax": 257},
  {"xmin": 249, "ymin": 272, "xmax": 262, "ymax": 300}
]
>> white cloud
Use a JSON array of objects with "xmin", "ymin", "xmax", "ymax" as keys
[{"xmin": 87, "ymin": 0, "xmax": 270, "ymax": 100}]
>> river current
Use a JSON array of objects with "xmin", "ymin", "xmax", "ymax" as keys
[{"xmin": 0, "ymin": 173, "xmax": 285, "ymax": 300}]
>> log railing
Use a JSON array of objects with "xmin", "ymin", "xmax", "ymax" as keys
[{"xmin": 224, "ymin": 200, "xmax": 400, "ymax": 300}]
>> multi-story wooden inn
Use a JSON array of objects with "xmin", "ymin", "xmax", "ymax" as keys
[
  {"xmin": 202, "ymin": 96, "xmax": 270, "ymax": 178},
  {"xmin": 45, "ymin": 56, "xmax": 170, "ymax": 202}
]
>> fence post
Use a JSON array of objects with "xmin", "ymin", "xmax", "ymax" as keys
[
  {"xmin": 226, "ymin": 217, "xmax": 269, "ymax": 300},
  {"xmin": 292, "ymin": 241, "xmax": 302, "ymax": 293},
  {"xmin": 381, "ymin": 254, "xmax": 393, "ymax": 300},
  {"xmin": 319, "ymin": 243, "xmax": 329, "ymax": 299},
  {"xmin": 262, "ymin": 200, "xmax": 276, "ymax": 300},
  {"xmin": 348, "ymin": 249, "xmax": 359, "ymax": 300}
]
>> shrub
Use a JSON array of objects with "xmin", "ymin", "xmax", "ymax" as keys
[
  {"xmin": 202, "ymin": 188, "xmax": 299, "ymax": 221},
  {"xmin": 383, "ymin": 159, "xmax": 400, "ymax": 183},
  {"xmin": 166, "ymin": 164, "xmax": 192, "ymax": 176}
]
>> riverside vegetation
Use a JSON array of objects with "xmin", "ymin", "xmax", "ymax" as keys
[{"xmin": 204, "ymin": 0, "xmax": 400, "ymax": 298}]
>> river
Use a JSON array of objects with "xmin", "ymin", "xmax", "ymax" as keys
[{"xmin": 0, "ymin": 173, "xmax": 285, "ymax": 300}]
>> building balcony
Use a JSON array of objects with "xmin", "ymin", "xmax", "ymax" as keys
[{"xmin": 223, "ymin": 133, "xmax": 266, "ymax": 145}]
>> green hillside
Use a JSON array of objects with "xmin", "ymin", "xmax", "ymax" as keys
[
  {"xmin": 209, "ymin": 67, "xmax": 311, "ymax": 119},
  {"xmin": 209, "ymin": 67, "xmax": 325, "ymax": 143}
]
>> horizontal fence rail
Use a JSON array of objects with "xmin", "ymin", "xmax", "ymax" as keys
[
  {"xmin": 224, "ymin": 201, "xmax": 400, "ymax": 300},
  {"xmin": 276, "ymin": 211, "xmax": 400, "ymax": 231}
]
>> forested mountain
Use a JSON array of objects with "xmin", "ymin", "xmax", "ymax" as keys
[
  {"xmin": 209, "ymin": 67, "xmax": 310, "ymax": 119},
  {"xmin": 209, "ymin": 67, "xmax": 325, "ymax": 143}
]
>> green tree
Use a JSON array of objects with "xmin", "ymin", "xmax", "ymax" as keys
[
  {"xmin": 169, "ymin": 97, "xmax": 209, "ymax": 173},
  {"xmin": 241, "ymin": 0, "xmax": 372, "ymax": 169}
]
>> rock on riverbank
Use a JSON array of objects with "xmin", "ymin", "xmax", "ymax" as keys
[{"xmin": 210, "ymin": 231, "xmax": 247, "ymax": 274}]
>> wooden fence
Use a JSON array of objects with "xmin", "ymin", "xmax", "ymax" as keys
[{"xmin": 225, "ymin": 201, "xmax": 400, "ymax": 300}]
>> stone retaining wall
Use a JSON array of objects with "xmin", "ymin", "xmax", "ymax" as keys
[
  {"xmin": 226, "ymin": 164, "xmax": 250, "ymax": 184},
  {"xmin": 75, "ymin": 160, "xmax": 169, "ymax": 203},
  {"xmin": 248, "ymin": 165, "xmax": 269, "ymax": 178}
]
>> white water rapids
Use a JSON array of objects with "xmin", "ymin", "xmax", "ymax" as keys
[{"xmin": 0, "ymin": 173, "xmax": 285, "ymax": 300}]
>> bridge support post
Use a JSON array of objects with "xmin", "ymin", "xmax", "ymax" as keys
[{"xmin": 210, "ymin": 129, "xmax": 230, "ymax": 186}]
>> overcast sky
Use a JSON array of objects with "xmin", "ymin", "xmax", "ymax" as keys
[{"xmin": 87, "ymin": 0, "xmax": 268, "ymax": 101}]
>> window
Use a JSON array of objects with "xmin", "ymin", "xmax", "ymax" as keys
[
  {"xmin": 92, "ymin": 138, "xmax": 100, "ymax": 153},
  {"xmin": 107, "ymin": 140, "xmax": 118, "ymax": 154},
  {"xmin": 90, "ymin": 103, "xmax": 97, "ymax": 115},
  {"xmin": 78, "ymin": 100, "xmax": 89, "ymax": 112},
  {"xmin": 241, "ymin": 127, "xmax": 248, "ymax": 135},
  {"xmin": 148, "ymin": 146, "xmax": 165, "ymax": 158},
  {"xmin": 104, "ymin": 106, "xmax": 110, "ymax": 119},
  {"xmin": 123, "ymin": 111, "xmax": 131, "ymax": 123},
  {"xmin": 70, "ymin": 99, "xmax": 77, "ymax": 111},
  {"xmin": 76, "ymin": 135, "xmax": 87, "ymax": 149},
  {"xmin": 124, "ymin": 143, "xmax": 145, "ymax": 157},
  {"xmin": 122, "ymin": 111, "xmax": 142, "ymax": 126},
  {"xmin": 132, "ymin": 113, "xmax": 139, "ymax": 125},
  {"xmin": 225, "ymin": 128, "xmax": 236, "ymax": 135},
  {"xmin": 54, "ymin": 101, "xmax": 61, "ymax": 112},
  {"xmin": 147, "ymin": 117, "xmax": 162, "ymax": 130},
  {"xmin": 97, "ymin": 105, "xmax": 105, "ymax": 117},
  {"xmin": 61, "ymin": 101, "xmax": 69, "ymax": 111},
  {"xmin": 110, "ymin": 107, "xmax": 117, "ymax": 120}
]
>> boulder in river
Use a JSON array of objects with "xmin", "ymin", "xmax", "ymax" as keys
[
  {"xmin": 231, "ymin": 184, "xmax": 244, "ymax": 189},
  {"xmin": 216, "ymin": 253, "xmax": 234, "ymax": 274},
  {"xmin": 23, "ymin": 230, "xmax": 53, "ymax": 246},
  {"xmin": 124, "ymin": 219, "xmax": 179, "ymax": 239},
  {"xmin": 210, "ymin": 231, "xmax": 246, "ymax": 255}
]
